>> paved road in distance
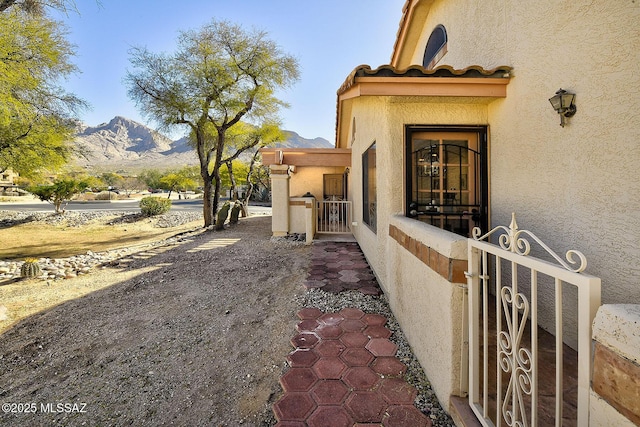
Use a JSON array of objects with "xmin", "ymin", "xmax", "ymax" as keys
[{"xmin": 0, "ymin": 199, "xmax": 273, "ymax": 216}]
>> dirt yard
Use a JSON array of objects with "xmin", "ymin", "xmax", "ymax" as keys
[
  {"xmin": 0, "ymin": 210, "xmax": 203, "ymax": 259},
  {"xmin": 0, "ymin": 216, "xmax": 309, "ymax": 426}
]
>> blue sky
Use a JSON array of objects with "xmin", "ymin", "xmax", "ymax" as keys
[{"xmin": 53, "ymin": 1, "xmax": 405, "ymax": 142}]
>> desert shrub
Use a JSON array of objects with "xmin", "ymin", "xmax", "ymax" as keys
[
  {"xmin": 139, "ymin": 196, "xmax": 171, "ymax": 216},
  {"xmin": 29, "ymin": 179, "xmax": 90, "ymax": 213},
  {"xmin": 95, "ymin": 191, "xmax": 113, "ymax": 200}
]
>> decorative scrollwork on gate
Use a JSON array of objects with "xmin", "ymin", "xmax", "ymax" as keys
[
  {"xmin": 472, "ymin": 213, "xmax": 587, "ymax": 273},
  {"xmin": 499, "ymin": 286, "xmax": 533, "ymax": 427},
  {"xmin": 328, "ymin": 204, "xmax": 341, "ymax": 230}
]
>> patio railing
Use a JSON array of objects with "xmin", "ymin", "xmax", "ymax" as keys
[{"xmin": 465, "ymin": 213, "xmax": 601, "ymax": 427}]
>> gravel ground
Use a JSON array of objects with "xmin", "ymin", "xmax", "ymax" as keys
[
  {"xmin": 0, "ymin": 210, "xmax": 202, "ymax": 228},
  {"xmin": 0, "ymin": 213, "xmax": 454, "ymax": 426}
]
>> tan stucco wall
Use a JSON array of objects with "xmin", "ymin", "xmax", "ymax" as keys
[
  {"xmin": 349, "ymin": 95, "xmax": 488, "ymax": 267},
  {"xmin": 590, "ymin": 390, "xmax": 636, "ymax": 427},
  {"xmin": 289, "ymin": 166, "xmax": 346, "ymax": 200},
  {"xmin": 387, "ymin": 216, "xmax": 468, "ymax": 403},
  {"xmin": 269, "ymin": 166, "xmax": 290, "ymax": 237},
  {"xmin": 289, "ymin": 199, "xmax": 307, "ymax": 234},
  {"xmin": 287, "ymin": 197, "xmax": 316, "ymax": 242},
  {"xmin": 347, "ymin": 95, "xmax": 489, "ymax": 402},
  {"xmin": 412, "ymin": 0, "xmax": 640, "ymax": 309}
]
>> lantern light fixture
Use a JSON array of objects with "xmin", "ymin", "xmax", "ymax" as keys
[{"xmin": 549, "ymin": 88, "xmax": 576, "ymax": 127}]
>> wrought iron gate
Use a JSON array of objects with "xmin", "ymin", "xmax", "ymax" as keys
[
  {"xmin": 317, "ymin": 199, "xmax": 352, "ymax": 234},
  {"xmin": 465, "ymin": 213, "xmax": 601, "ymax": 426}
]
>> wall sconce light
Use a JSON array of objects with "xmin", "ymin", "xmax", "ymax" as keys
[{"xmin": 548, "ymin": 88, "xmax": 577, "ymax": 127}]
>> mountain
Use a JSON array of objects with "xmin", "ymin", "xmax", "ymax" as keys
[
  {"xmin": 72, "ymin": 117, "xmax": 332, "ymax": 172},
  {"xmin": 73, "ymin": 116, "xmax": 197, "ymax": 170},
  {"xmin": 275, "ymin": 131, "xmax": 333, "ymax": 149}
]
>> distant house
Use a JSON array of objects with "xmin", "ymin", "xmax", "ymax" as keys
[
  {"xmin": 0, "ymin": 168, "xmax": 18, "ymax": 186},
  {"xmin": 0, "ymin": 168, "xmax": 19, "ymax": 195},
  {"xmin": 263, "ymin": 1, "xmax": 640, "ymax": 425}
]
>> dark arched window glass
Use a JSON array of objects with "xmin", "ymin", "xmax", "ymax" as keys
[{"xmin": 422, "ymin": 25, "xmax": 447, "ymax": 69}]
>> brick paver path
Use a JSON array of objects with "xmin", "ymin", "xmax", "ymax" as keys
[
  {"xmin": 274, "ymin": 242, "xmax": 431, "ymax": 427},
  {"xmin": 304, "ymin": 242, "xmax": 381, "ymax": 295}
]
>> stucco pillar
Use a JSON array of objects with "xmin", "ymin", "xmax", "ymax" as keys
[
  {"xmin": 270, "ymin": 164, "xmax": 290, "ymax": 236},
  {"xmin": 303, "ymin": 196, "xmax": 316, "ymax": 245}
]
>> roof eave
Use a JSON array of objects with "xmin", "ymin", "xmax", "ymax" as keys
[{"xmin": 335, "ymin": 64, "xmax": 513, "ymax": 149}]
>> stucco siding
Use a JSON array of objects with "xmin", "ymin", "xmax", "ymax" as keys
[
  {"xmin": 350, "ymin": 95, "xmax": 489, "ymax": 277},
  {"xmin": 386, "ymin": 225, "xmax": 465, "ymax": 403},
  {"xmin": 347, "ymin": 94, "xmax": 493, "ymax": 401},
  {"xmin": 349, "ymin": 97, "xmax": 390, "ymax": 280},
  {"xmin": 289, "ymin": 166, "xmax": 345, "ymax": 200},
  {"xmin": 411, "ymin": 0, "xmax": 640, "ymax": 310}
]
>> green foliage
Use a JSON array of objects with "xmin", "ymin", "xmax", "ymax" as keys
[
  {"xmin": 0, "ymin": 9, "xmax": 86, "ymax": 177},
  {"xmin": 139, "ymin": 196, "xmax": 171, "ymax": 216},
  {"xmin": 0, "ymin": 0, "xmax": 78, "ymax": 15},
  {"xmin": 222, "ymin": 121, "xmax": 285, "ymax": 162},
  {"xmin": 138, "ymin": 166, "xmax": 201, "ymax": 198},
  {"xmin": 100, "ymin": 172, "xmax": 123, "ymax": 188},
  {"xmin": 29, "ymin": 178, "xmax": 89, "ymax": 213},
  {"xmin": 126, "ymin": 19, "xmax": 299, "ymax": 226},
  {"xmin": 213, "ymin": 121, "xmax": 283, "ymax": 191},
  {"xmin": 220, "ymin": 160, "xmax": 249, "ymax": 190},
  {"xmin": 159, "ymin": 165, "xmax": 199, "ymax": 197},
  {"xmin": 118, "ymin": 175, "xmax": 145, "ymax": 196},
  {"xmin": 78, "ymin": 174, "xmax": 103, "ymax": 191},
  {"xmin": 138, "ymin": 169, "xmax": 165, "ymax": 191}
]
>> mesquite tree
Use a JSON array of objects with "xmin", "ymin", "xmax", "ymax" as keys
[
  {"xmin": 126, "ymin": 20, "xmax": 299, "ymax": 227},
  {"xmin": 0, "ymin": 7, "xmax": 86, "ymax": 177},
  {"xmin": 0, "ymin": 0, "xmax": 78, "ymax": 15},
  {"xmin": 29, "ymin": 178, "xmax": 89, "ymax": 213},
  {"xmin": 219, "ymin": 121, "xmax": 282, "ymax": 205}
]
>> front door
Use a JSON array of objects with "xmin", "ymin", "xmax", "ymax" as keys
[{"xmin": 323, "ymin": 174, "xmax": 344, "ymax": 200}]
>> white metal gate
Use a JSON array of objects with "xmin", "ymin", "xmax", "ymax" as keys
[
  {"xmin": 317, "ymin": 199, "xmax": 352, "ymax": 234},
  {"xmin": 465, "ymin": 213, "xmax": 601, "ymax": 427}
]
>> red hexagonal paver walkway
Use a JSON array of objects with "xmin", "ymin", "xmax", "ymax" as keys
[
  {"xmin": 303, "ymin": 242, "xmax": 382, "ymax": 295},
  {"xmin": 274, "ymin": 242, "xmax": 432, "ymax": 426},
  {"xmin": 274, "ymin": 308, "xmax": 431, "ymax": 426}
]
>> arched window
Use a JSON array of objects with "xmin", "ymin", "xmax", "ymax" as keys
[{"xmin": 422, "ymin": 25, "xmax": 447, "ymax": 69}]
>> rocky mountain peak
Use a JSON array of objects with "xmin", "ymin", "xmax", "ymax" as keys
[
  {"xmin": 73, "ymin": 116, "xmax": 332, "ymax": 171},
  {"xmin": 79, "ymin": 116, "xmax": 173, "ymax": 153}
]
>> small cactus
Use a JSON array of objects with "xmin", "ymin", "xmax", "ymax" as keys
[
  {"xmin": 215, "ymin": 201, "xmax": 231, "ymax": 230},
  {"xmin": 21, "ymin": 258, "xmax": 41, "ymax": 279},
  {"xmin": 230, "ymin": 202, "xmax": 241, "ymax": 224}
]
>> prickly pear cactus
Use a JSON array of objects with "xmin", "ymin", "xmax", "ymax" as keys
[
  {"xmin": 230, "ymin": 202, "xmax": 241, "ymax": 224},
  {"xmin": 21, "ymin": 258, "xmax": 41, "ymax": 279},
  {"xmin": 215, "ymin": 201, "xmax": 231, "ymax": 230}
]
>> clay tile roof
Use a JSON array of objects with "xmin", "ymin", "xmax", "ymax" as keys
[{"xmin": 337, "ymin": 64, "xmax": 513, "ymax": 95}]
